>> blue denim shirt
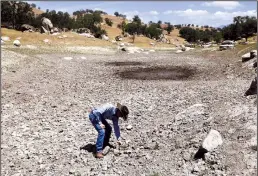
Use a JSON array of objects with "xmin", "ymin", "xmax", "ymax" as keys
[{"xmin": 92, "ymin": 103, "xmax": 120, "ymax": 140}]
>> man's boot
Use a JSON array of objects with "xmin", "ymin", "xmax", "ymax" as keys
[{"xmin": 96, "ymin": 152, "xmax": 104, "ymax": 158}]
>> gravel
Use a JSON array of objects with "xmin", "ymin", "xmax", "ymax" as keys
[{"xmin": 1, "ymin": 46, "xmax": 256, "ymax": 175}]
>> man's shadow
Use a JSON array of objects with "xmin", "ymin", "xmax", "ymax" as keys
[
  {"xmin": 80, "ymin": 143, "xmax": 97, "ymax": 154},
  {"xmin": 80, "ymin": 143, "xmax": 116, "ymax": 156}
]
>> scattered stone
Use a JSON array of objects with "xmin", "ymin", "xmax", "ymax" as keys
[
  {"xmin": 1, "ymin": 36, "xmax": 10, "ymax": 41},
  {"xmin": 183, "ymin": 152, "xmax": 192, "ymax": 161},
  {"xmin": 81, "ymin": 57, "xmax": 86, "ymax": 60},
  {"xmin": 13, "ymin": 40, "xmax": 21, "ymax": 47},
  {"xmin": 26, "ymin": 45, "xmax": 37, "ymax": 49},
  {"xmin": 102, "ymin": 35, "xmax": 109, "ymax": 41},
  {"xmin": 103, "ymin": 146, "xmax": 110, "ymax": 155},
  {"xmin": 43, "ymin": 39, "xmax": 50, "ymax": 43},
  {"xmin": 113, "ymin": 149, "xmax": 120, "ymax": 156},
  {"xmin": 63, "ymin": 57, "xmax": 73, "ymax": 60},
  {"xmin": 79, "ymin": 33, "xmax": 95, "ymax": 38},
  {"xmin": 202, "ymin": 129, "xmax": 223, "ymax": 152},
  {"xmin": 126, "ymin": 125, "xmax": 133, "ymax": 130}
]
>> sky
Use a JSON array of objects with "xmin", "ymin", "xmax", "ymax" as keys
[{"xmin": 27, "ymin": 1, "xmax": 257, "ymax": 27}]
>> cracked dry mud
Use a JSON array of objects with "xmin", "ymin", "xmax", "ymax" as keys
[{"xmin": 1, "ymin": 46, "xmax": 257, "ymax": 176}]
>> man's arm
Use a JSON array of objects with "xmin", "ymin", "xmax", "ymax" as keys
[{"xmin": 113, "ymin": 118, "xmax": 121, "ymax": 140}]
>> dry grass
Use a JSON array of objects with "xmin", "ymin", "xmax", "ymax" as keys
[{"xmin": 1, "ymin": 28, "xmax": 113, "ymax": 47}]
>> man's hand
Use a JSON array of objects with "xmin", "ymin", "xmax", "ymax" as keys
[{"xmin": 100, "ymin": 124, "xmax": 105, "ymax": 129}]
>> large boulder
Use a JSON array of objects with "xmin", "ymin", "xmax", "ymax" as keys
[
  {"xmin": 20, "ymin": 24, "xmax": 35, "ymax": 32},
  {"xmin": 77, "ymin": 28, "xmax": 90, "ymax": 34},
  {"xmin": 101, "ymin": 34, "xmax": 109, "ymax": 41},
  {"xmin": 53, "ymin": 27, "xmax": 59, "ymax": 32},
  {"xmin": 41, "ymin": 17, "xmax": 53, "ymax": 33}
]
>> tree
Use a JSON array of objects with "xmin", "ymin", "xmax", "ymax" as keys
[
  {"xmin": 145, "ymin": 24, "xmax": 162, "ymax": 39},
  {"xmin": 157, "ymin": 20, "xmax": 162, "ymax": 28},
  {"xmin": 105, "ymin": 18, "xmax": 113, "ymax": 26},
  {"xmin": 132, "ymin": 15, "xmax": 141, "ymax": 25},
  {"xmin": 31, "ymin": 3, "xmax": 36, "ymax": 8},
  {"xmin": 121, "ymin": 20, "xmax": 126, "ymax": 35},
  {"xmin": 166, "ymin": 22, "xmax": 174, "ymax": 34},
  {"xmin": 114, "ymin": 12, "xmax": 119, "ymax": 16},
  {"xmin": 38, "ymin": 7, "xmax": 40, "ymax": 10},
  {"xmin": 214, "ymin": 32, "xmax": 223, "ymax": 43}
]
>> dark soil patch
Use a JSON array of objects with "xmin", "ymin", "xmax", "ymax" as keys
[
  {"xmin": 118, "ymin": 66, "xmax": 197, "ymax": 80},
  {"xmin": 106, "ymin": 61, "xmax": 143, "ymax": 66}
]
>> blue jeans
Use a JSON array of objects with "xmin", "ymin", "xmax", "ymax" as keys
[{"xmin": 89, "ymin": 113, "xmax": 112, "ymax": 153}]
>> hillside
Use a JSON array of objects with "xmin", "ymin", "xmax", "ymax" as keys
[
  {"xmin": 32, "ymin": 8, "xmax": 44, "ymax": 17},
  {"xmin": 101, "ymin": 14, "xmax": 186, "ymax": 47}
]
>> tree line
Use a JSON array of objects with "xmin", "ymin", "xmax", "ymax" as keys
[{"xmin": 179, "ymin": 16, "xmax": 257, "ymax": 43}]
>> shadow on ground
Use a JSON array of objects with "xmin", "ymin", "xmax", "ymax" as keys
[
  {"xmin": 117, "ymin": 66, "xmax": 198, "ymax": 80},
  {"xmin": 105, "ymin": 61, "xmax": 143, "ymax": 66},
  {"xmin": 80, "ymin": 143, "xmax": 96, "ymax": 154}
]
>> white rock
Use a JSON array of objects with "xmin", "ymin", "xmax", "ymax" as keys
[
  {"xmin": 176, "ymin": 50, "xmax": 183, "ymax": 53},
  {"xmin": 102, "ymin": 35, "xmax": 109, "ymax": 41},
  {"xmin": 63, "ymin": 57, "xmax": 73, "ymax": 60},
  {"xmin": 13, "ymin": 40, "xmax": 21, "ymax": 47},
  {"xmin": 242, "ymin": 52, "xmax": 251, "ymax": 60},
  {"xmin": 63, "ymin": 35, "xmax": 67, "ymax": 38},
  {"xmin": 119, "ymin": 43, "xmax": 125, "ymax": 47},
  {"xmin": 52, "ymin": 33, "xmax": 60, "ymax": 36},
  {"xmin": 185, "ymin": 47, "xmax": 191, "ymax": 51},
  {"xmin": 103, "ymin": 146, "xmax": 110, "ymax": 155},
  {"xmin": 149, "ymin": 50, "xmax": 155, "ymax": 52},
  {"xmin": 81, "ymin": 56, "xmax": 86, "ymax": 60},
  {"xmin": 26, "ymin": 45, "xmax": 37, "ymax": 49},
  {"xmin": 1, "ymin": 40, "xmax": 5, "ymax": 44},
  {"xmin": 126, "ymin": 125, "xmax": 133, "ymax": 130},
  {"xmin": 1, "ymin": 36, "xmax": 10, "ymax": 41},
  {"xmin": 202, "ymin": 129, "xmax": 223, "ymax": 152},
  {"xmin": 43, "ymin": 39, "xmax": 49, "ymax": 43}
]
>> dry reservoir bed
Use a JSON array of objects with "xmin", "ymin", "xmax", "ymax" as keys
[{"xmin": 1, "ymin": 48, "xmax": 257, "ymax": 176}]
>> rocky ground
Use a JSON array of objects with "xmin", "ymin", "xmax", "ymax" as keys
[{"xmin": 1, "ymin": 45, "xmax": 257, "ymax": 176}]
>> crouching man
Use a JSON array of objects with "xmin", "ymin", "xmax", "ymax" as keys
[{"xmin": 88, "ymin": 103, "xmax": 129, "ymax": 158}]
